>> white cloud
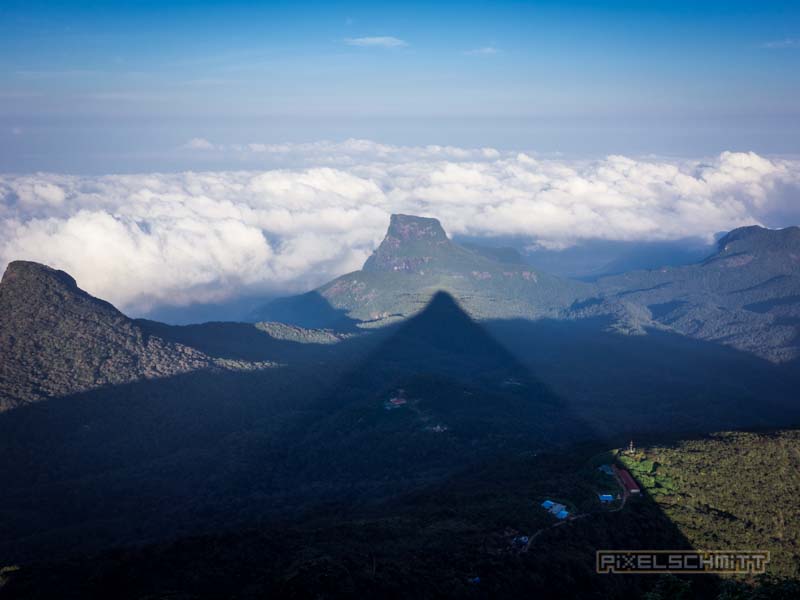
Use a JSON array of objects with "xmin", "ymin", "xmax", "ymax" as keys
[
  {"xmin": 465, "ymin": 46, "xmax": 499, "ymax": 56},
  {"xmin": 1, "ymin": 142, "xmax": 799, "ymax": 314},
  {"xmin": 761, "ymin": 38, "xmax": 800, "ymax": 49},
  {"xmin": 183, "ymin": 137, "xmax": 215, "ymax": 150},
  {"xmin": 344, "ymin": 36, "xmax": 407, "ymax": 48}
]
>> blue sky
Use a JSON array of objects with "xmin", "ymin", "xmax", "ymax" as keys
[{"xmin": 1, "ymin": 0, "xmax": 799, "ymax": 171}]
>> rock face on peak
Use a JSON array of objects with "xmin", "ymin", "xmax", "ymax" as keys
[
  {"xmin": 363, "ymin": 214, "xmax": 465, "ymax": 273},
  {"xmin": 0, "ymin": 261, "xmax": 214, "ymax": 410},
  {"xmin": 3, "ymin": 260, "xmax": 79, "ymax": 290},
  {"xmin": 388, "ymin": 214, "xmax": 448, "ymax": 242}
]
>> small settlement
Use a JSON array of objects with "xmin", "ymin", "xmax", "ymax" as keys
[{"xmin": 540, "ymin": 499, "xmax": 569, "ymax": 520}]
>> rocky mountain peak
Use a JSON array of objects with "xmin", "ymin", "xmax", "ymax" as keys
[
  {"xmin": 386, "ymin": 214, "xmax": 448, "ymax": 242},
  {"xmin": 2, "ymin": 260, "xmax": 79, "ymax": 292},
  {"xmin": 362, "ymin": 214, "xmax": 456, "ymax": 273},
  {"xmin": 0, "ymin": 260, "xmax": 120, "ymax": 318}
]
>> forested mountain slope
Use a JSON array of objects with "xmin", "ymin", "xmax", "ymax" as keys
[
  {"xmin": 594, "ymin": 225, "xmax": 800, "ymax": 362},
  {"xmin": 0, "ymin": 261, "xmax": 213, "ymax": 410}
]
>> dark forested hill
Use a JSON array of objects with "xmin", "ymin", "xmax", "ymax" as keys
[{"xmin": 0, "ymin": 261, "xmax": 216, "ymax": 410}]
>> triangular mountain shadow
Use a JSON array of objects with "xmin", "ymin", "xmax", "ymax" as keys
[
  {"xmin": 285, "ymin": 291, "xmax": 596, "ymax": 489},
  {"xmin": 371, "ymin": 290, "xmax": 519, "ymax": 369}
]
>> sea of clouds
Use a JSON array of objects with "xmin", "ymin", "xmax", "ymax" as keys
[{"xmin": 1, "ymin": 139, "xmax": 799, "ymax": 314}]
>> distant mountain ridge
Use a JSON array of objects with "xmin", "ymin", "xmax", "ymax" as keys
[
  {"xmin": 716, "ymin": 224, "xmax": 800, "ymax": 254},
  {"xmin": 258, "ymin": 215, "xmax": 800, "ymax": 362},
  {"xmin": 593, "ymin": 224, "xmax": 800, "ymax": 362}
]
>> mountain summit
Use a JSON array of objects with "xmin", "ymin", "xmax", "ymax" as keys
[
  {"xmin": 256, "ymin": 214, "xmax": 589, "ymax": 326},
  {"xmin": 363, "ymin": 214, "xmax": 470, "ymax": 273},
  {"xmin": 3, "ymin": 259, "xmax": 79, "ymax": 292},
  {"xmin": 382, "ymin": 213, "xmax": 449, "ymax": 244},
  {"xmin": 716, "ymin": 224, "xmax": 800, "ymax": 255}
]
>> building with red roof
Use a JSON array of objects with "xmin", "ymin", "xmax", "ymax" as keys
[{"xmin": 614, "ymin": 466, "xmax": 641, "ymax": 494}]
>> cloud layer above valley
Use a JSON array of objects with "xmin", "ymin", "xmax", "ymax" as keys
[{"xmin": 2, "ymin": 140, "xmax": 799, "ymax": 315}]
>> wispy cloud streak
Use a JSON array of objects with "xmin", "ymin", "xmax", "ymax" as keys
[
  {"xmin": 465, "ymin": 46, "xmax": 499, "ymax": 55},
  {"xmin": 344, "ymin": 36, "xmax": 407, "ymax": 48},
  {"xmin": 761, "ymin": 38, "xmax": 800, "ymax": 49}
]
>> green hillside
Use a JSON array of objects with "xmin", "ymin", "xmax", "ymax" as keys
[{"xmin": 620, "ymin": 430, "xmax": 800, "ymax": 580}]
